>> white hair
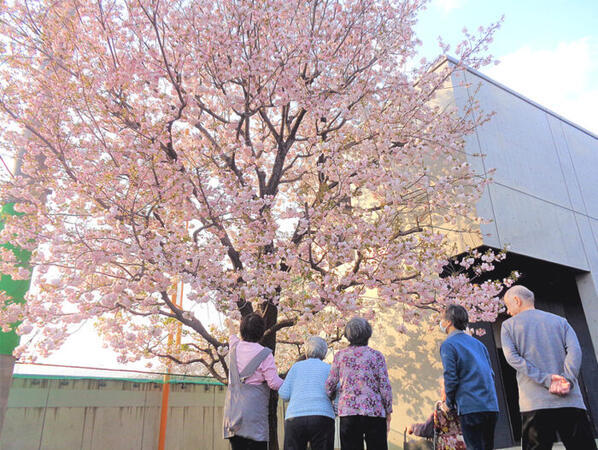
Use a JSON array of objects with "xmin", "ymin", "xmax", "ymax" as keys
[
  {"xmin": 304, "ymin": 336, "xmax": 328, "ymax": 360},
  {"xmin": 505, "ymin": 285, "xmax": 535, "ymax": 304}
]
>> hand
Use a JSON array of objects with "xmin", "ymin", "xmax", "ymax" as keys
[
  {"xmin": 550, "ymin": 374, "xmax": 570, "ymax": 395},
  {"xmin": 407, "ymin": 424, "xmax": 414, "ymax": 435},
  {"xmin": 549, "ymin": 374, "xmax": 571, "ymax": 396},
  {"xmin": 440, "ymin": 401, "xmax": 451, "ymax": 413},
  {"xmin": 386, "ymin": 414, "xmax": 391, "ymax": 434}
]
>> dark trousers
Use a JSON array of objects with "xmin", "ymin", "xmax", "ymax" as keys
[
  {"xmin": 339, "ymin": 415, "xmax": 387, "ymax": 450},
  {"xmin": 459, "ymin": 411, "xmax": 498, "ymax": 450},
  {"xmin": 229, "ymin": 436, "xmax": 268, "ymax": 450},
  {"xmin": 521, "ymin": 407, "xmax": 597, "ymax": 450},
  {"xmin": 284, "ymin": 415, "xmax": 335, "ymax": 450}
]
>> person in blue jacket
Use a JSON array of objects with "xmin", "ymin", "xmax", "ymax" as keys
[
  {"xmin": 439, "ymin": 304, "xmax": 499, "ymax": 450},
  {"xmin": 279, "ymin": 336, "xmax": 335, "ymax": 450}
]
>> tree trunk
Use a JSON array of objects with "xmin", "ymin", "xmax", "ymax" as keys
[
  {"xmin": 261, "ymin": 302, "xmax": 279, "ymax": 449},
  {"xmin": 268, "ymin": 389, "xmax": 279, "ymax": 450}
]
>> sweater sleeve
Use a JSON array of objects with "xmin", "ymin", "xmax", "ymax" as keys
[
  {"xmin": 278, "ymin": 364, "xmax": 294, "ymax": 401},
  {"xmin": 440, "ymin": 342, "xmax": 458, "ymax": 411},
  {"xmin": 411, "ymin": 413, "xmax": 434, "ymax": 438},
  {"xmin": 259, "ymin": 353, "xmax": 284, "ymax": 390},
  {"xmin": 501, "ymin": 322, "xmax": 551, "ymax": 389},
  {"xmin": 377, "ymin": 352, "xmax": 393, "ymax": 415},
  {"xmin": 325, "ymin": 354, "xmax": 340, "ymax": 399},
  {"xmin": 483, "ymin": 345, "xmax": 495, "ymax": 378},
  {"xmin": 562, "ymin": 321, "xmax": 582, "ymax": 387}
]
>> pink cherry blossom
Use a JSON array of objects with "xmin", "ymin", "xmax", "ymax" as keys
[{"xmin": 0, "ymin": 0, "xmax": 509, "ymax": 395}]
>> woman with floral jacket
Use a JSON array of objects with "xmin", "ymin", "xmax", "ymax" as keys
[{"xmin": 325, "ymin": 317, "xmax": 393, "ymax": 450}]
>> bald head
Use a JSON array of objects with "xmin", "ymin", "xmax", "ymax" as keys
[{"xmin": 504, "ymin": 285, "xmax": 535, "ymax": 316}]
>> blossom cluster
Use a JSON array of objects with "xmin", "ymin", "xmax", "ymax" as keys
[{"xmin": 0, "ymin": 0, "xmax": 505, "ymax": 381}]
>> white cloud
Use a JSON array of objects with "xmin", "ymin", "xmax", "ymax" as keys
[
  {"xmin": 485, "ymin": 37, "xmax": 598, "ymax": 135},
  {"xmin": 432, "ymin": 0, "xmax": 467, "ymax": 12}
]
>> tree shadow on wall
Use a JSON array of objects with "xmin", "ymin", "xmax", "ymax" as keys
[{"xmin": 374, "ymin": 310, "xmax": 445, "ymax": 449}]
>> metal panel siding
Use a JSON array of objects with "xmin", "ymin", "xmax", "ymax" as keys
[
  {"xmin": 485, "ymin": 183, "xmax": 588, "ymax": 270},
  {"xmin": 0, "ymin": 378, "xmax": 287, "ymax": 449},
  {"xmin": 560, "ymin": 125, "xmax": 598, "ymax": 219},
  {"xmin": 462, "ymin": 73, "xmax": 572, "ymax": 210}
]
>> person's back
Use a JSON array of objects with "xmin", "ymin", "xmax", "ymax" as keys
[
  {"xmin": 327, "ymin": 345, "xmax": 393, "ymax": 417},
  {"xmin": 501, "ymin": 285, "xmax": 597, "ymax": 450},
  {"xmin": 501, "ymin": 309, "xmax": 585, "ymax": 412},
  {"xmin": 279, "ymin": 337, "xmax": 336, "ymax": 450},
  {"xmin": 440, "ymin": 331, "xmax": 499, "ymax": 415},
  {"xmin": 223, "ymin": 314, "xmax": 283, "ymax": 450},
  {"xmin": 439, "ymin": 304, "xmax": 498, "ymax": 450},
  {"xmin": 231, "ymin": 335, "xmax": 283, "ymax": 387},
  {"xmin": 325, "ymin": 318, "xmax": 393, "ymax": 450},
  {"xmin": 279, "ymin": 358, "xmax": 334, "ymax": 419}
]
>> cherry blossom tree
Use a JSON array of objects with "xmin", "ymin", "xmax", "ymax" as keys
[{"xmin": 0, "ymin": 0, "xmax": 513, "ymax": 444}]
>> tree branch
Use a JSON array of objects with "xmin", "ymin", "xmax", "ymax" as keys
[
  {"xmin": 262, "ymin": 318, "xmax": 297, "ymax": 340},
  {"xmin": 160, "ymin": 291, "xmax": 223, "ymax": 349}
]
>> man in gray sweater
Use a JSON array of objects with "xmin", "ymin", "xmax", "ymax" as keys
[{"xmin": 501, "ymin": 285, "xmax": 597, "ymax": 449}]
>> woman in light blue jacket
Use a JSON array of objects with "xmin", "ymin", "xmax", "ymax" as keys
[{"xmin": 278, "ymin": 336, "xmax": 335, "ymax": 450}]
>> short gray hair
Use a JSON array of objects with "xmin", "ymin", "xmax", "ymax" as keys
[
  {"xmin": 304, "ymin": 336, "xmax": 328, "ymax": 360},
  {"xmin": 345, "ymin": 317, "xmax": 372, "ymax": 346},
  {"xmin": 505, "ymin": 285, "xmax": 535, "ymax": 304}
]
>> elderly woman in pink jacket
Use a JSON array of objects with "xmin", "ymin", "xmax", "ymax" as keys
[{"xmin": 224, "ymin": 313, "xmax": 283, "ymax": 450}]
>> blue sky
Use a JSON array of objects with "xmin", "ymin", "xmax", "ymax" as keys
[
  {"xmin": 416, "ymin": 0, "xmax": 598, "ymax": 134},
  {"xmin": 417, "ymin": 0, "xmax": 597, "ymax": 57}
]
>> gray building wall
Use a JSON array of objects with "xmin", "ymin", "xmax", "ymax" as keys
[{"xmin": 447, "ymin": 57, "xmax": 598, "ymax": 360}]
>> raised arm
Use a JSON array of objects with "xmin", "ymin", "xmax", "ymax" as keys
[
  {"xmin": 501, "ymin": 324, "xmax": 551, "ymax": 388},
  {"xmin": 260, "ymin": 353, "xmax": 284, "ymax": 390}
]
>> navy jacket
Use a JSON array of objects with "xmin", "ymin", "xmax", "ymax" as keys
[{"xmin": 440, "ymin": 330, "xmax": 499, "ymax": 415}]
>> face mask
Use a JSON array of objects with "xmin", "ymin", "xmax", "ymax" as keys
[{"xmin": 439, "ymin": 320, "xmax": 448, "ymax": 334}]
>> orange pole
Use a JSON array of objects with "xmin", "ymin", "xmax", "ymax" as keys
[
  {"xmin": 158, "ymin": 372, "xmax": 171, "ymax": 450},
  {"xmin": 158, "ymin": 287, "xmax": 179, "ymax": 450},
  {"xmin": 158, "ymin": 223, "xmax": 187, "ymax": 449}
]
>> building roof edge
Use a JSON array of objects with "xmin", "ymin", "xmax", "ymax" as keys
[{"xmin": 443, "ymin": 55, "xmax": 598, "ymax": 141}]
